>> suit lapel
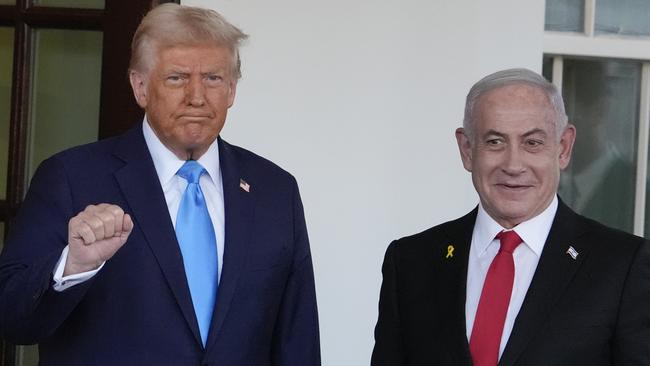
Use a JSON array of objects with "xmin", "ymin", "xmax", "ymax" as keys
[
  {"xmin": 206, "ymin": 138, "xmax": 255, "ymax": 349},
  {"xmin": 438, "ymin": 209, "xmax": 476, "ymax": 365},
  {"xmin": 499, "ymin": 201, "xmax": 591, "ymax": 366},
  {"xmin": 112, "ymin": 125, "xmax": 203, "ymax": 347}
]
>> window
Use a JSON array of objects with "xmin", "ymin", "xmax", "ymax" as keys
[{"xmin": 544, "ymin": 0, "xmax": 650, "ymax": 236}]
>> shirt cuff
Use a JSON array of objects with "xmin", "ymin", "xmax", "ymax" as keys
[{"xmin": 52, "ymin": 245, "xmax": 105, "ymax": 292}]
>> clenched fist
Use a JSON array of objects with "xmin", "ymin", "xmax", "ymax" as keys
[{"xmin": 64, "ymin": 204, "xmax": 134, "ymax": 276}]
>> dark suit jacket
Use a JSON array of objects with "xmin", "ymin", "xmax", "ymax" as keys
[
  {"xmin": 0, "ymin": 124, "xmax": 320, "ymax": 365},
  {"xmin": 371, "ymin": 201, "xmax": 650, "ymax": 365}
]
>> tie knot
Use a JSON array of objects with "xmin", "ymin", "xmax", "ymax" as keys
[
  {"xmin": 496, "ymin": 230, "xmax": 522, "ymax": 254},
  {"xmin": 177, "ymin": 160, "xmax": 206, "ymax": 184}
]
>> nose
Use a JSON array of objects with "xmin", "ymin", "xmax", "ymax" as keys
[
  {"xmin": 501, "ymin": 144, "xmax": 526, "ymax": 175},
  {"xmin": 185, "ymin": 76, "xmax": 205, "ymax": 107}
]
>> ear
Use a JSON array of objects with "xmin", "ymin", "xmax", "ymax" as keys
[
  {"xmin": 455, "ymin": 127, "xmax": 473, "ymax": 172},
  {"xmin": 558, "ymin": 124, "xmax": 576, "ymax": 170},
  {"xmin": 227, "ymin": 79, "xmax": 237, "ymax": 108},
  {"xmin": 129, "ymin": 70, "xmax": 148, "ymax": 109}
]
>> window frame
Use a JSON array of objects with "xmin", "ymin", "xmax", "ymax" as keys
[{"xmin": 544, "ymin": 0, "xmax": 650, "ymax": 236}]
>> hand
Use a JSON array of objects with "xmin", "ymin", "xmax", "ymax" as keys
[{"xmin": 64, "ymin": 204, "xmax": 134, "ymax": 276}]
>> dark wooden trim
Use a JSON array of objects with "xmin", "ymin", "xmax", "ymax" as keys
[
  {"xmin": 0, "ymin": 201, "xmax": 10, "ymax": 221},
  {"xmin": 21, "ymin": 7, "xmax": 103, "ymax": 30},
  {"xmin": 0, "ymin": 6, "xmax": 102, "ymax": 30},
  {"xmin": 1, "ymin": 342, "xmax": 15, "ymax": 366},
  {"xmin": 97, "ymin": 0, "xmax": 150, "ymax": 138},
  {"xmin": 6, "ymin": 21, "xmax": 30, "ymax": 207},
  {"xmin": 0, "ymin": 6, "xmax": 18, "ymax": 26}
]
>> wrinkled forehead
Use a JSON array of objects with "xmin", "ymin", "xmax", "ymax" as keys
[
  {"xmin": 479, "ymin": 83, "xmax": 553, "ymax": 110},
  {"xmin": 474, "ymin": 84, "xmax": 557, "ymax": 129},
  {"xmin": 141, "ymin": 39, "xmax": 237, "ymax": 77}
]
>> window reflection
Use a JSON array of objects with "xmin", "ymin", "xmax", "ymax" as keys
[
  {"xmin": 545, "ymin": 0, "xmax": 584, "ymax": 32},
  {"xmin": 33, "ymin": 0, "xmax": 104, "ymax": 9},
  {"xmin": 559, "ymin": 59, "xmax": 640, "ymax": 233},
  {"xmin": 29, "ymin": 29, "xmax": 102, "ymax": 179},
  {"xmin": 596, "ymin": 0, "xmax": 650, "ymax": 36}
]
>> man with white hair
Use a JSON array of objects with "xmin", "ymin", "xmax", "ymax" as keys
[
  {"xmin": 372, "ymin": 68, "xmax": 650, "ymax": 365},
  {"xmin": 0, "ymin": 4, "xmax": 320, "ymax": 365}
]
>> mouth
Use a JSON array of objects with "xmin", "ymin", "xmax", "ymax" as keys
[
  {"xmin": 496, "ymin": 183, "xmax": 533, "ymax": 191},
  {"xmin": 178, "ymin": 115, "xmax": 212, "ymax": 122}
]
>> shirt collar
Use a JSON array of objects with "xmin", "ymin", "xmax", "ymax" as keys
[
  {"xmin": 142, "ymin": 117, "xmax": 221, "ymax": 187},
  {"xmin": 474, "ymin": 195, "xmax": 558, "ymax": 258}
]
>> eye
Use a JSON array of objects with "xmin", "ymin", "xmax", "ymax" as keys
[
  {"xmin": 165, "ymin": 74, "xmax": 185, "ymax": 85},
  {"xmin": 204, "ymin": 74, "xmax": 224, "ymax": 85},
  {"xmin": 525, "ymin": 139, "xmax": 544, "ymax": 148},
  {"xmin": 485, "ymin": 138, "xmax": 504, "ymax": 146}
]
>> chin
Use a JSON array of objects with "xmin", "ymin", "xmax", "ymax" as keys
[{"xmin": 181, "ymin": 131, "xmax": 212, "ymax": 145}]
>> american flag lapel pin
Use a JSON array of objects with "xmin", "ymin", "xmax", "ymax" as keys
[
  {"xmin": 566, "ymin": 245, "xmax": 579, "ymax": 260},
  {"xmin": 239, "ymin": 178, "xmax": 250, "ymax": 193}
]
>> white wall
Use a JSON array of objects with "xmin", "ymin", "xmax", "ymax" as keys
[{"xmin": 183, "ymin": 1, "xmax": 545, "ymax": 364}]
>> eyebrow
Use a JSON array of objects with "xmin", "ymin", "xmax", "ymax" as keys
[
  {"xmin": 483, "ymin": 128, "xmax": 548, "ymax": 138},
  {"xmin": 165, "ymin": 67, "xmax": 225, "ymax": 76},
  {"xmin": 522, "ymin": 128, "xmax": 548, "ymax": 138}
]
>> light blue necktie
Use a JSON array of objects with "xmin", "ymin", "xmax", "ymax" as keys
[{"xmin": 175, "ymin": 160, "xmax": 218, "ymax": 346}]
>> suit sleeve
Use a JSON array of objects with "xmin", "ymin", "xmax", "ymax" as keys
[
  {"xmin": 270, "ymin": 178, "xmax": 321, "ymax": 366},
  {"xmin": 0, "ymin": 156, "xmax": 95, "ymax": 344},
  {"xmin": 612, "ymin": 239, "xmax": 650, "ymax": 364},
  {"xmin": 371, "ymin": 241, "xmax": 407, "ymax": 366}
]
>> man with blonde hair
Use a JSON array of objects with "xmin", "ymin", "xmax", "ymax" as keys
[{"xmin": 0, "ymin": 4, "xmax": 320, "ymax": 365}]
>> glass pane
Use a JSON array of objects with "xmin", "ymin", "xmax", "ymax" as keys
[
  {"xmin": 0, "ymin": 0, "xmax": 16, "ymax": 4},
  {"xmin": 0, "ymin": 28, "xmax": 13, "ymax": 200},
  {"xmin": 595, "ymin": 0, "xmax": 650, "ymax": 36},
  {"xmin": 17, "ymin": 345, "xmax": 38, "ymax": 366},
  {"xmin": 33, "ymin": 0, "xmax": 103, "ymax": 9},
  {"xmin": 545, "ymin": 0, "xmax": 584, "ymax": 32},
  {"xmin": 559, "ymin": 59, "xmax": 640, "ymax": 233},
  {"xmin": 29, "ymin": 29, "xmax": 102, "ymax": 179}
]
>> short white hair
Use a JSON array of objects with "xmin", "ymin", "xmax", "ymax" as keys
[{"xmin": 463, "ymin": 68, "xmax": 568, "ymax": 140}]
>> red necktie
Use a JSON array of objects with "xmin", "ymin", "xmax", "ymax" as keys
[{"xmin": 469, "ymin": 230, "xmax": 522, "ymax": 366}]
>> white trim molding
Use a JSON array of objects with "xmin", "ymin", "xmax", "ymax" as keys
[
  {"xmin": 634, "ymin": 63, "xmax": 650, "ymax": 236},
  {"xmin": 544, "ymin": 32, "xmax": 650, "ymax": 60}
]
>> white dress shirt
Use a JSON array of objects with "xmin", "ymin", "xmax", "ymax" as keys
[
  {"xmin": 53, "ymin": 118, "xmax": 225, "ymax": 290},
  {"xmin": 465, "ymin": 196, "xmax": 558, "ymax": 359}
]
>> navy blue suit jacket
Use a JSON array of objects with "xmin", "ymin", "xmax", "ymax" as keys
[{"xmin": 0, "ymin": 124, "xmax": 320, "ymax": 365}]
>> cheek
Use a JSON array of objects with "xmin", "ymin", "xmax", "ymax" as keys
[
  {"xmin": 207, "ymin": 88, "xmax": 234, "ymax": 107},
  {"xmin": 530, "ymin": 157, "xmax": 560, "ymax": 179},
  {"xmin": 473, "ymin": 155, "xmax": 500, "ymax": 177},
  {"xmin": 151, "ymin": 86, "xmax": 184, "ymax": 105}
]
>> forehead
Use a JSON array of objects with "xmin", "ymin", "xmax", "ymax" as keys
[
  {"xmin": 154, "ymin": 43, "xmax": 234, "ymax": 70},
  {"xmin": 474, "ymin": 83, "xmax": 556, "ymax": 134}
]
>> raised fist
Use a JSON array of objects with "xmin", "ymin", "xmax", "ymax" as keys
[{"xmin": 64, "ymin": 204, "xmax": 134, "ymax": 276}]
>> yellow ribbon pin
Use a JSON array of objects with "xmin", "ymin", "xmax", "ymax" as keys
[{"xmin": 446, "ymin": 245, "xmax": 454, "ymax": 258}]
